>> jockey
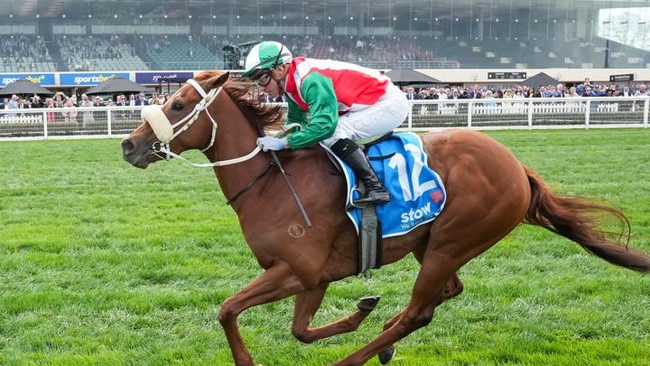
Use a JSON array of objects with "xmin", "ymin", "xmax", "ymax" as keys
[{"xmin": 242, "ymin": 41, "xmax": 409, "ymax": 205}]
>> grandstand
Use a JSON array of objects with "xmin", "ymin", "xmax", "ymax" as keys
[{"xmin": 0, "ymin": 0, "xmax": 648, "ymax": 75}]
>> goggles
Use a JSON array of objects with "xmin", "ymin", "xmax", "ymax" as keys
[{"xmin": 251, "ymin": 69, "xmax": 273, "ymax": 87}]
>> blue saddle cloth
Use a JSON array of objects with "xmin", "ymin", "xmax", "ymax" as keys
[{"xmin": 323, "ymin": 132, "xmax": 447, "ymax": 238}]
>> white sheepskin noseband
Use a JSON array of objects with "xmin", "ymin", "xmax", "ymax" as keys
[{"xmin": 141, "ymin": 106, "xmax": 174, "ymax": 143}]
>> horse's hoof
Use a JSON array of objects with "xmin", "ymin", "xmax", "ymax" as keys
[
  {"xmin": 378, "ymin": 346, "xmax": 396, "ymax": 365},
  {"xmin": 357, "ymin": 296, "xmax": 381, "ymax": 311}
]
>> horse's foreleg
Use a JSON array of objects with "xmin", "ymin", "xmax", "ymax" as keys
[
  {"xmin": 219, "ymin": 261, "xmax": 304, "ymax": 366},
  {"xmin": 292, "ymin": 286, "xmax": 380, "ymax": 343}
]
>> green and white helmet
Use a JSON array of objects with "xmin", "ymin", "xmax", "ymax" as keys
[{"xmin": 242, "ymin": 41, "xmax": 293, "ymax": 78}]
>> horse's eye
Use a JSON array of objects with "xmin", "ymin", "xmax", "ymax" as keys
[{"xmin": 172, "ymin": 102, "xmax": 184, "ymax": 111}]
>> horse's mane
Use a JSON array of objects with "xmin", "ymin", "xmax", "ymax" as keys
[{"xmin": 194, "ymin": 70, "xmax": 285, "ymax": 133}]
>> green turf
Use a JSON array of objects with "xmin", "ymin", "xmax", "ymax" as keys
[{"xmin": 1, "ymin": 129, "xmax": 648, "ymax": 365}]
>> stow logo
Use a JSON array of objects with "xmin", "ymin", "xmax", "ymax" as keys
[
  {"xmin": 73, "ymin": 74, "xmax": 118, "ymax": 85},
  {"xmin": 2, "ymin": 75, "xmax": 46, "ymax": 86},
  {"xmin": 400, "ymin": 202, "xmax": 433, "ymax": 225}
]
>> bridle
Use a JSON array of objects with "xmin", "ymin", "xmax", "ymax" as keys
[
  {"xmin": 141, "ymin": 78, "xmax": 262, "ymax": 167},
  {"xmin": 141, "ymin": 77, "xmax": 312, "ymax": 225}
]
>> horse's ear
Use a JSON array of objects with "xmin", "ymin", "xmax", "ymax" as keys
[{"xmin": 209, "ymin": 72, "xmax": 230, "ymax": 89}]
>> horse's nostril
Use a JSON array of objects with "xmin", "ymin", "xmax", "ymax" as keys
[{"xmin": 121, "ymin": 139, "xmax": 135, "ymax": 154}]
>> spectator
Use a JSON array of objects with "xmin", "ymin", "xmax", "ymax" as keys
[
  {"xmin": 116, "ymin": 95, "xmax": 127, "ymax": 107},
  {"xmin": 135, "ymin": 93, "xmax": 149, "ymax": 106},
  {"xmin": 617, "ymin": 86, "xmax": 634, "ymax": 111},
  {"xmin": 537, "ymin": 86, "xmax": 549, "ymax": 98},
  {"xmin": 45, "ymin": 98, "xmax": 57, "ymax": 123},
  {"xmin": 502, "ymin": 88, "xmax": 514, "ymax": 111},
  {"xmin": 514, "ymin": 88, "xmax": 525, "ymax": 99},
  {"xmin": 621, "ymin": 85, "xmax": 634, "ymax": 97},
  {"xmin": 468, "ymin": 85, "xmax": 482, "ymax": 99},
  {"xmin": 6, "ymin": 94, "xmax": 19, "ymax": 118},
  {"xmin": 634, "ymin": 84, "xmax": 648, "ymax": 96},
  {"xmin": 404, "ymin": 86, "xmax": 419, "ymax": 100},
  {"xmin": 31, "ymin": 94, "xmax": 44, "ymax": 108},
  {"xmin": 53, "ymin": 92, "xmax": 67, "ymax": 108},
  {"xmin": 19, "ymin": 97, "xmax": 32, "ymax": 109},
  {"xmin": 594, "ymin": 84, "xmax": 607, "ymax": 96},
  {"xmin": 148, "ymin": 93, "xmax": 159, "ymax": 105},
  {"xmin": 62, "ymin": 98, "xmax": 78, "ymax": 123},
  {"xmin": 512, "ymin": 88, "xmax": 526, "ymax": 112},
  {"xmin": 418, "ymin": 88, "xmax": 431, "ymax": 100},
  {"xmin": 79, "ymin": 93, "xmax": 94, "ymax": 129},
  {"xmin": 553, "ymin": 84, "xmax": 566, "ymax": 98},
  {"xmin": 482, "ymin": 90, "xmax": 498, "ymax": 113},
  {"xmin": 567, "ymin": 86, "xmax": 581, "ymax": 98}
]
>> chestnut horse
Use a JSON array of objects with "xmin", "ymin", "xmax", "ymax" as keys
[{"xmin": 121, "ymin": 71, "xmax": 650, "ymax": 366}]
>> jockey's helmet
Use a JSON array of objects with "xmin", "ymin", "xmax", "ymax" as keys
[{"xmin": 242, "ymin": 41, "xmax": 293, "ymax": 79}]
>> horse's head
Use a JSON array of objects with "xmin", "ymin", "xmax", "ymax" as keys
[{"xmin": 121, "ymin": 71, "xmax": 230, "ymax": 168}]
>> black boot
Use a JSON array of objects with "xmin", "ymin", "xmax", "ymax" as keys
[{"xmin": 331, "ymin": 138, "xmax": 391, "ymax": 205}]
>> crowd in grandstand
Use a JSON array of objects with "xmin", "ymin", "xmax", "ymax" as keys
[
  {"xmin": 0, "ymin": 34, "xmax": 452, "ymax": 72},
  {"xmin": 0, "ymin": 35, "xmax": 57, "ymax": 72},
  {"xmin": 0, "ymin": 31, "xmax": 646, "ymax": 78}
]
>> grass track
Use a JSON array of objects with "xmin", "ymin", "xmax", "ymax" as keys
[{"xmin": 0, "ymin": 128, "xmax": 649, "ymax": 366}]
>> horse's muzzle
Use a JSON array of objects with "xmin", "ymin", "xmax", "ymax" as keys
[{"xmin": 121, "ymin": 137, "xmax": 155, "ymax": 169}]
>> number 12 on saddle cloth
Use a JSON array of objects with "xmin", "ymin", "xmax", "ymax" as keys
[{"xmin": 325, "ymin": 132, "xmax": 447, "ymax": 238}]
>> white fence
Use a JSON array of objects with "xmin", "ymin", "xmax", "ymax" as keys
[
  {"xmin": 403, "ymin": 96, "xmax": 649, "ymax": 130},
  {"xmin": 0, "ymin": 96, "xmax": 648, "ymax": 141},
  {"xmin": 0, "ymin": 106, "xmax": 140, "ymax": 140}
]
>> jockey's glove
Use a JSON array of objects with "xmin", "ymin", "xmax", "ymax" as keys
[{"xmin": 257, "ymin": 136, "xmax": 288, "ymax": 151}]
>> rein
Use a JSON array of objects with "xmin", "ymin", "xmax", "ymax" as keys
[{"xmin": 142, "ymin": 78, "xmax": 262, "ymax": 167}]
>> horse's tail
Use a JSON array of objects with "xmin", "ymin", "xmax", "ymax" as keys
[{"xmin": 523, "ymin": 166, "xmax": 650, "ymax": 273}]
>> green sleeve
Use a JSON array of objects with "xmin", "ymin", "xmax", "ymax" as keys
[
  {"xmin": 285, "ymin": 98, "xmax": 307, "ymax": 126},
  {"xmin": 286, "ymin": 72, "xmax": 338, "ymax": 149}
]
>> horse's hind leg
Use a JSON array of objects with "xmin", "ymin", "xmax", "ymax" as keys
[
  {"xmin": 379, "ymin": 273, "xmax": 464, "ymax": 331},
  {"xmin": 292, "ymin": 285, "xmax": 381, "ymax": 343},
  {"xmin": 377, "ymin": 273, "xmax": 464, "ymax": 364},
  {"xmin": 332, "ymin": 253, "xmax": 466, "ymax": 366}
]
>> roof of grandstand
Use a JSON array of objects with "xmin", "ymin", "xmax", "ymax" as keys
[{"xmin": 1, "ymin": 0, "xmax": 643, "ymax": 25}]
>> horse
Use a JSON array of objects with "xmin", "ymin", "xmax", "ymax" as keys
[{"xmin": 121, "ymin": 70, "xmax": 650, "ymax": 366}]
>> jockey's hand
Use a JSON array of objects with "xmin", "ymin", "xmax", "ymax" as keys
[{"xmin": 256, "ymin": 136, "xmax": 288, "ymax": 152}]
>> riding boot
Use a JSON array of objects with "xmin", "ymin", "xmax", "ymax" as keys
[{"xmin": 331, "ymin": 138, "xmax": 391, "ymax": 205}]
